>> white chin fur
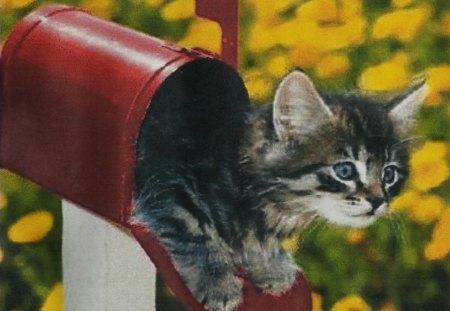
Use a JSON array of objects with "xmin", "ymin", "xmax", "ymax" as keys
[{"xmin": 310, "ymin": 196, "xmax": 383, "ymax": 228}]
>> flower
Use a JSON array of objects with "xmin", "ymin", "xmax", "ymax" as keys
[
  {"xmin": 161, "ymin": 0, "xmax": 195, "ymax": 21},
  {"xmin": 296, "ymin": 0, "xmax": 339, "ymax": 23},
  {"xmin": 315, "ymin": 53, "xmax": 350, "ymax": 79},
  {"xmin": 390, "ymin": 190, "xmax": 421, "ymax": 211},
  {"xmin": 372, "ymin": 6, "xmax": 431, "ymax": 42},
  {"xmin": 410, "ymin": 141, "xmax": 449, "ymax": 191},
  {"xmin": 358, "ymin": 53, "xmax": 410, "ymax": 91},
  {"xmin": 380, "ymin": 303, "xmax": 398, "ymax": 311},
  {"xmin": 312, "ymin": 292, "xmax": 324, "ymax": 311},
  {"xmin": 266, "ymin": 53, "xmax": 291, "ymax": 78},
  {"xmin": 1, "ymin": 0, "xmax": 34, "ymax": 9},
  {"xmin": 330, "ymin": 294, "xmax": 372, "ymax": 311},
  {"xmin": 425, "ymin": 64, "xmax": 450, "ymax": 106},
  {"xmin": 80, "ymin": 0, "xmax": 115, "ymax": 19},
  {"xmin": 41, "ymin": 283, "xmax": 63, "ymax": 311},
  {"xmin": 408, "ymin": 195, "xmax": 445, "ymax": 223},
  {"xmin": 178, "ymin": 19, "xmax": 222, "ymax": 54},
  {"xmin": 346, "ymin": 229, "xmax": 366, "ymax": 246},
  {"xmin": 424, "ymin": 208, "xmax": 450, "ymax": 261},
  {"xmin": 7, "ymin": 211, "xmax": 54, "ymax": 243},
  {"xmin": 244, "ymin": 69, "xmax": 273, "ymax": 102},
  {"xmin": 247, "ymin": 0, "xmax": 295, "ymax": 25}
]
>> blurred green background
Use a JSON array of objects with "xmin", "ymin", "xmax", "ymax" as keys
[{"xmin": 1, "ymin": 0, "xmax": 450, "ymax": 310}]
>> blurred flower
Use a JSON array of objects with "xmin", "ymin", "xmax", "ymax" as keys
[
  {"xmin": 410, "ymin": 141, "xmax": 449, "ymax": 191},
  {"xmin": 441, "ymin": 13, "xmax": 450, "ymax": 37},
  {"xmin": 266, "ymin": 53, "xmax": 291, "ymax": 78},
  {"xmin": 244, "ymin": 69, "xmax": 273, "ymax": 102},
  {"xmin": 40, "ymin": 283, "xmax": 63, "ymax": 311},
  {"xmin": 0, "ymin": 191, "xmax": 7, "ymax": 210},
  {"xmin": 282, "ymin": 235, "xmax": 299, "ymax": 253},
  {"xmin": 346, "ymin": 229, "xmax": 366, "ymax": 246},
  {"xmin": 296, "ymin": 0, "xmax": 339, "ymax": 23},
  {"xmin": 391, "ymin": 0, "xmax": 413, "ymax": 8},
  {"xmin": 145, "ymin": 0, "xmax": 164, "ymax": 8},
  {"xmin": 0, "ymin": 248, "xmax": 4, "ymax": 264},
  {"xmin": 331, "ymin": 294, "xmax": 372, "ymax": 311},
  {"xmin": 312, "ymin": 292, "xmax": 323, "ymax": 311},
  {"xmin": 390, "ymin": 190, "xmax": 421, "ymax": 211},
  {"xmin": 372, "ymin": 6, "xmax": 431, "ymax": 42},
  {"xmin": 81, "ymin": 0, "xmax": 116, "ymax": 19},
  {"xmin": 161, "ymin": 0, "xmax": 195, "ymax": 21},
  {"xmin": 291, "ymin": 44, "xmax": 324, "ymax": 68},
  {"xmin": 7, "ymin": 211, "xmax": 54, "ymax": 243},
  {"xmin": 425, "ymin": 64, "xmax": 450, "ymax": 106},
  {"xmin": 315, "ymin": 53, "xmax": 350, "ymax": 79},
  {"xmin": 1, "ymin": 0, "xmax": 34, "ymax": 9},
  {"xmin": 358, "ymin": 53, "xmax": 410, "ymax": 91},
  {"xmin": 408, "ymin": 194, "xmax": 444, "ymax": 224},
  {"xmin": 424, "ymin": 208, "xmax": 450, "ymax": 261},
  {"xmin": 247, "ymin": 0, "xmax": 295, "ymax": 25},
  {"xmin": 178, "ymin": 19, "xmax": 222, "ymax": 54}
]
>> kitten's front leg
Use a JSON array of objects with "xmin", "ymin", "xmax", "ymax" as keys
[{"xmin": 240, "ymin": 239, "xmax": 299, "ymax": 295}]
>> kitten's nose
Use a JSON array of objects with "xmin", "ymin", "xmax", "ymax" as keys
[{"xmin": 367, "ymin": 197, "xmax": 384, "ymax": 213}]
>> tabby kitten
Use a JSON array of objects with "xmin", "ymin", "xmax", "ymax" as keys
[{"xmin": 134, "ymin": 59, "xmax": 426, "ymax": 311}]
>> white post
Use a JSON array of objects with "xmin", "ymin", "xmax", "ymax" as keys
[{"xmin": 62, "ymin": 201, "xmax": 157, "ymax": 311}]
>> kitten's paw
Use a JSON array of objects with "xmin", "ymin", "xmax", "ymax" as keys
[
  {"xmin": 195, "ymin": 274, "xmax": 243, "ymax": 311},
  {"xmin": 251, "ymin": 263, "xmax": 299, "ymax": 295}
]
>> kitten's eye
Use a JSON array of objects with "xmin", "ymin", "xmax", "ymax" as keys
[
  {"xmin": 333, "ymin": 162, "xmax": 356, "ymax": 181},
  {"xmin": 383, "ymin": 165, "xmax": 397, "ymax": 184}
]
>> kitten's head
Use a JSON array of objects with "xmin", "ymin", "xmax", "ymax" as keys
[{"xmin": 255, "ymin": 71, "xmax": 427, "ymax": 228}]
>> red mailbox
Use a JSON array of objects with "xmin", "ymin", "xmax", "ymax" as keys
[{"xmin": 1, "ymin": 5, "xmax": 312, "ymax": 311}]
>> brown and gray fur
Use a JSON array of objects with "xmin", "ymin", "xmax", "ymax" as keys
[{"xmin": 134, "ymin": 59, "xmax": 427, "ymax": 311}]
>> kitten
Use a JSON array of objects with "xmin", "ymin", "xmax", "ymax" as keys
[{"xmin": 134, "ymin": 59, "xmax": 426, "ymax": 311}]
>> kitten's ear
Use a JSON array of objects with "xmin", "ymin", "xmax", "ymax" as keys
[
  {"xmin": 273, "ymin": 71, "xmax": 333, "ymax": 144},
  {"xmin": 388, "ymin": 78, "xmax": 428, "ymax": 138}
]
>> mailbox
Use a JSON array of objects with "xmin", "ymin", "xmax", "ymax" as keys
[{"xmin": 1, "ymin": 5, "xmax": 312, "ymax": 311}]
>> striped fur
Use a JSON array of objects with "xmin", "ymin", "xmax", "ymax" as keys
[{"xmin": 134, "ymin": 63, "xmax": 426, "ymax": 311}]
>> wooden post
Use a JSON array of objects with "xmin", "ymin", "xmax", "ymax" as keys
[{"xmin": 62, "ymin": 201, "xmax": 157, "ymax": 311}]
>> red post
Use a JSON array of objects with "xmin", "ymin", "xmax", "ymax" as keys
[{"xmin": 196, "ymin": 0, "xmax": 239, "ymax": 69}]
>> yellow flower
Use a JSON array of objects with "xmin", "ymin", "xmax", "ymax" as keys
[
  {"xmin": 266, "ymin": 53, "xmax": 291, "ymax": 78},
  {"xmin": 426, "ymin": 64, "xmax": 450, "ymax": 106},
  {"xmin": 410, "ymin": 141, "xmax": 449, "ymax": 191},
  {"xmin": 424, "ymin": 208, "xmax": 450, "ymax": 261},
  {"xmin": 315, "ymin": 53, "xmax": 350, "ymax": 79},
  {"xmin": 41, "ymin": 283, "xmax": 63, "ymax": 311},
  {"xmin": 282, "ymin": 235, "xmax": 299, "ymax": 254},
  {"xmin": 409, "ymin": 195, "xmax": 445, "ymax": 223},
  {"xmin": 331, "ymin": 294, "xmax": 372, "ymax": 311},
  {"xmin": 244, "ymin": 69, "xmax": 273, "ymax": 102},
  {"xmin": 178, "ymin": 19, "xmax": 222, "ymax": 54},
  {"xmin": 248, "ymin": 22, "xmax": 279, "ymax": 52},
  {"xmin": 296, "ymin": 0, "xmax": 339, "ymax": 23},
  {"xmin": 80, "ymin": 0, "xmax": 115, "ymax": 19},
  {"xmin": 161, "ymin": 0, "xmax": 195, "ymax": 21},
  {"xmin": 358, "ymin": 53, "xmax": 410, "ymax": 91},
  {"xmin": 390, "ymin": 190, "xmax": 421, "ymax": 211},
  {"xmin": 1, "ymin": 0, "xmax": 34, "ymax": 9},
  {"xmin": 441, "ymin": 13, "xmax": 450, "ymax": 37},
  {"xmin": 372, "ymin": 6, "xmax": 431, "ymax": 42},
  {"xmin": 248, "ymin": 0, "xmax": 295, "ymax": 25},
  {"xmin": 312, "ymin": 292, "xmax": 324, "ymax": 311},
  {"xmin": 7, "ymin": 211, "xmax": 54, "ymax": 243},
  {"xmin": 391, "ymin": 0, "xmax": 413, "ymax": 8},
  {"xmin": 346, "ymin": 229, "xmax": 366, "ymax": 246},
  {"xmin": 291, "ymin": 44, "xmax": 325, "ymax": 68}
]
